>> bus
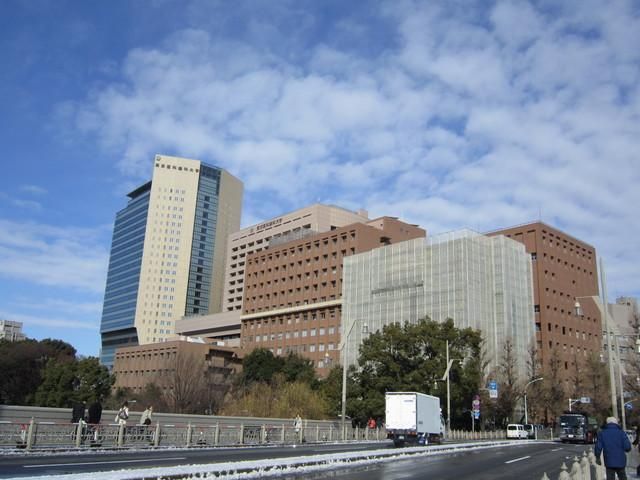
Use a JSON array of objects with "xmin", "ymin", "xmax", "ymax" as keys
[{"xmin": 558, "ymin": 412, "xmax": 598, "ymax": 443}]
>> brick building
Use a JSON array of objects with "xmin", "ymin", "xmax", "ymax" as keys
[
  {"xmin": 240, "ymin": 217, "xmax": 426, "ymax": 372},
  {"xmin": 112, "ymin": 340, "xmax": 242, "ymax": 397},
  {"xmin": 487, "ymin": 222, "xmax": 602, "ymax": 379}
]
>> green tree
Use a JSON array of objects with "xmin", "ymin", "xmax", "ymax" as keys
[
  {"xmin": 318, "ymin": 365, "xmax": 343, "ymax": 417},
  {"xmin": 281, "ymin": 352, "xmax": 317, "ymax": 386},
  {"xmin": 240, "ymin": 348, "xmax": 285, "ymax": 386},
  {"xmin": 34, "ymin": 357, "xmax": 113, "ymax": 407},
  {"xmin": 0, "ymin": 338, "xmax": 76, "ymax": 405},
  {"xmin": 349, "ymin": 318, "xmax": 483, "ymax": 428}
]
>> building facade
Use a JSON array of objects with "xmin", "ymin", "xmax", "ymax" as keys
[
  {"xmin": 100, "ymin": 155, "xmax": 243, "ymax": 368},
  {"xmin": 487, "ymin": 222, "xmax": 602, "ymax": 379},
  {"xmin": 341, "ymin": 230, "xmax": 535, "ymax": 377},
  {"xmin": 175, "ymin": 204, "xmax": 370, "ymax": 343},
  {"xmin": 112, "ymin": 340, "xmax": 242, "ymax": 402},
  {"xmin": 240, "ymin": 217, "xmax": 426, "ymax": 371},
  {"xmin": 223, "ymin": 204, "xmax": 369, "ymax": 313},
  {"xmin": 0, "ymin": 320, "xmax": 26, "ymax": 342}
]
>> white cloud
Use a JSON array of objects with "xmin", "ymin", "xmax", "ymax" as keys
[
  {"xmin": 0, "ymin": 219, "xmax": 110, "ymax": 293},
  {"xmin": 0, "ymin": 310, "xmax": 98, "ymax": 330},
  {"xmin": 20, "ymin": 184, "xmax": 48, "ymax": 195},
  {"xmin": 66, "ymin": 0, "xmax": 640, "ymax": 299},
  {"xmin": 11, "ymin": 198, "xmax": 42, "ymax": 210}
]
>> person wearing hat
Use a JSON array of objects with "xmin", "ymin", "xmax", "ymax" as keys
[{"xmin": 595, "ymin": 416, "xmax": 631, "ymax": 479}]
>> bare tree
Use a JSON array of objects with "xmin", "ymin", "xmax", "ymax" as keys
[
  {"xmin": 581, "ymin": 352, "xmax": 611, "ymax": 419},
  {"xmin": 542, "ymin": 347, "xmax": 565, "ymax": 425},
  {"xmin": 525, "ymin": 343, "xmax": 545, "ymax": 424},
  {"xmin": 161, "ymin": 350, "xmax": 208, "ymax": 414},
  {"xmin": 495, "ymin": 339, "xmax": 521, "ymax": 426}
]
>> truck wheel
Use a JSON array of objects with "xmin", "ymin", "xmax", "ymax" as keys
[{"xmin": 393, "ymin": 439, "xmax": 405, "ymax": 448}]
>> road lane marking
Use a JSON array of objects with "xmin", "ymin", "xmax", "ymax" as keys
[
  {"xmin": 505, "ymin": 455, "xmax": 531, "ymax": 464},
  {"xmin": 551, "ymin": 448, "xmax": 562, "ymax": 451},
  {"xmin": 24, "ymin": 457, "xmax": 187, "ymax": 468}
]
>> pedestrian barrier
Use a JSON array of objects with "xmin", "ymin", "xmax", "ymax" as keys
[
  {"xmin": 539, "ymin": 451, "xmax": 606, "ymax": 480},
  {"xmin": 0, "ymin": 415, "xmax": 514, "ymax": 452}
]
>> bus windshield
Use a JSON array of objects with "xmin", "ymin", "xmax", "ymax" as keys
[{"xmin": 560, "ymin": 415, "xmax": 585, "ymax": 427}]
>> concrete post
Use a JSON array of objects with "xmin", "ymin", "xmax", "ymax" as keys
[
  {"xmin": 26, "ymin": 419, "xmax": 35, "ymax": 451},
  {"xmin": 186, "ymin": 423, "xmax": 192, "ymax": 447},
  {"xmin": 75, "ymin": 421, "xmax": 83, "ymax": 448},
  {"xmin": 569, "ymin": 456, "xmax": 582, "ymax": 480},
  {"xmin": 117, "ymin": 424, "xmax": 125, "ymax": 447},
  {"xmin": 558, "ymin": 463, "xmax": 570, "ymax": 480},
  {"xmin": 580, "ymin": 452, "xmax": 591, "ymax": 480},
  {"xmin": 214, "ymin": 423, "xmax": 219, "ymax": 446},
  {"xmin": 154, "ymin": 423, "xmax": 161, "ymax": 447}
]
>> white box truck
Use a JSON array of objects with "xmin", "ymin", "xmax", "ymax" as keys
[{"xmin": 385, "ymin": 392, "xmax": 444, "ymax": 447}]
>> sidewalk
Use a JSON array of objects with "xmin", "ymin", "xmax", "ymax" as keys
[{"xmin": 628, "ymin": 446, "xmax": 640, "ymax": 478}]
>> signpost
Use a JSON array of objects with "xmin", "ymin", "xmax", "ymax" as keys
[
  {"xmin": 488, "ymin": 380, "xmax": 498, "ymax": 399},
  {"xmin": 471, "ymin": 395, "xmax": 481, "ymax": 432}
]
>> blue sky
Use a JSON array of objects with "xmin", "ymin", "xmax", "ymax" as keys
[{"xmin": 1, "ymin": 0, "xmax": 639, "ymax": 358}]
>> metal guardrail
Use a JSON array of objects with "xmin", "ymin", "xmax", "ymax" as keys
[{"xmin": 0, "ymin": 419, "xmax": 390, "ymax": 451}]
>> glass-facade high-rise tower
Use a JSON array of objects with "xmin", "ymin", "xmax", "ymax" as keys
[{"xmin": 100, "ymin": 155, "xmax": 243, "ymax": 368}]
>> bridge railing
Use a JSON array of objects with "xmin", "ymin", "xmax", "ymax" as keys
[
  {"xmin": 1, "ymin": 418, "xmax": 513, "ymax": 451},
  {"xmin": 3, "ymin": 418, "xmax": 391, "ymax": 450}
]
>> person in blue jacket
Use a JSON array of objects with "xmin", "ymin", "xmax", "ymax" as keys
[{"xmin": 595, "ymin": 416, "xmax": 631, "ymax": 480}]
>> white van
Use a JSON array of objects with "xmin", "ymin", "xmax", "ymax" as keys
[{"xmin": 506, "ymin": 424, "xmax": 528, "ymax": 439}]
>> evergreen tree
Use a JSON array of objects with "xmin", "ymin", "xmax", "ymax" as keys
[{"xmin": 349, "ymin": 318, "xmax": 483, "ymax": 428}]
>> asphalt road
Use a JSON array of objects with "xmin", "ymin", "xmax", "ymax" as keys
[
  {"xmin": 0, "ymin": 440, "xmax": 618, "ymax": 479},
  {"xmin": 1, "ymin": 441, "xmax": 387, "ymax": 478},
  {"xmin": 285, "ymin": 442, "xmax": 600, "ymax": 480}
]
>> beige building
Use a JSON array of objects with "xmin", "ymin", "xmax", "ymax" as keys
[
  {"xmin": 240, "ymin": 217, "xmax": 426, "ymax": 371},
  {"xmin": 222, "ymin": 204, "xmax": 369, "ymax": 313},
  {"xmin": 112, "ymin": 340, "xmax": 243, "ymax": 396},
  {"xmin": 100, "ymin": 155, "xmax": 243, "ymax": 368}
]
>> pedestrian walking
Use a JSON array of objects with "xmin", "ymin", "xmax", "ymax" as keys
[
  {"xmin": 293, "ymin": 414, "xmax": 302, "ymax": 442},
  {"xmin": 71, "ymin": 401, "xmax": 86, "ymax": 424},
  {"xmin": 87, "ymin": 398, "xmax": 103, "ymax": 425},
  {"xmin": 632, "ymin": 424, "xmax": 640, "ymax": 477},
  {"xmin": 139, "ymin": 405, "xmax": 153, "ymax": 442},
  {"xmin": 139, "ymin": 405, "xmax": 153, "ymax": 426},
  {"xmin": 115, "ymin": 401, "xmax": 129, "ymax": 426},
  {"xmin": 595, "ymin": 416, "xmax": 631, "ymax": 480}
]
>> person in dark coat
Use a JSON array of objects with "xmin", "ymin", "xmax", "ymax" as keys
[
  {"xmin": 71, "ymin": 402, "xmax": 86, "ymax": 423},
  {"xmin": 594, "ymin": 416, "xmax": 631, "ymax": 480},
  {"xmin": 87, "ymin": 399, "xmax": 103, "ymax": 425}
]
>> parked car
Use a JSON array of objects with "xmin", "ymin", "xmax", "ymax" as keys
[
  {"xmin": 523, "ymin": 424, "xmax": 536, "ymax": 439},
  {"xmin": 506, "ymin": 424, "xmax": 528, "ymax": 439}
]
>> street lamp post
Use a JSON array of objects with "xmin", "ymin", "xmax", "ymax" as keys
[
  {"xmin": 523, "ymin": 377, "xmax": 543, "ymax": 425},
  {"xmin": 441, "ymin": 340, "xmax": 463, "ymax": 434}
]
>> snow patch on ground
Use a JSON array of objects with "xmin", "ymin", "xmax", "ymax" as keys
[{"xmin": 7, "ymin": 441, "xmax": 537, "ymax": 480}]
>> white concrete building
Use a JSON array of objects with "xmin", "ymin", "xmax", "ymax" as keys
[
  {"xmin": 0, "ymin": 320, "xmax": 26, "ymax": 342},
  {"xmin": 341, "ymin": 230, "xmax": 535, "ymax": 377}
]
